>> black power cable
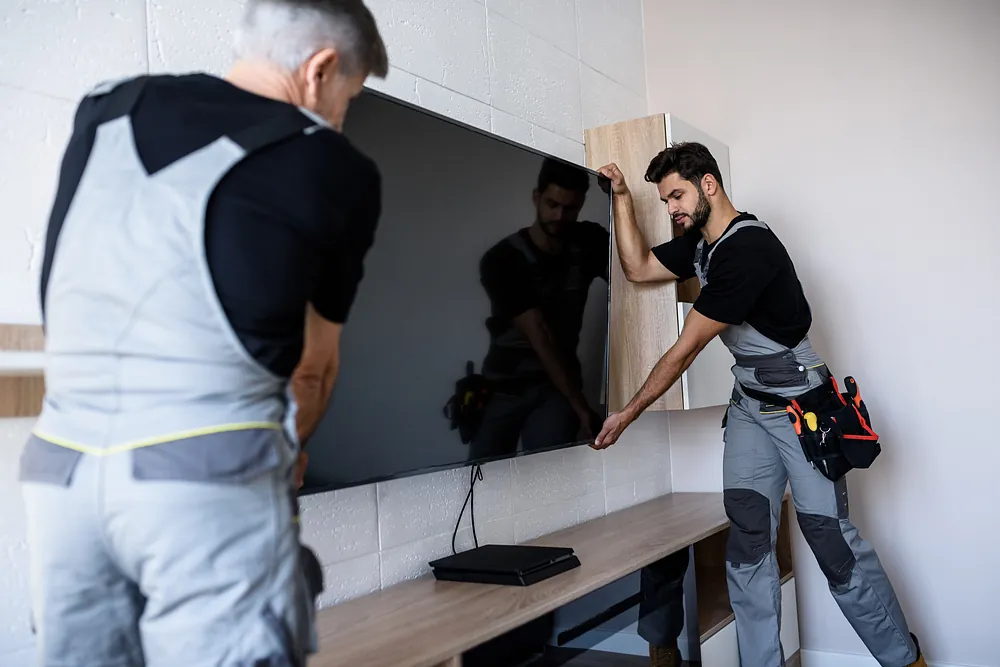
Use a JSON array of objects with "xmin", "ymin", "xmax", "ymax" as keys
[{"xmin": 452, "ymin": 464, "xmax": 484, "ymax": 555}]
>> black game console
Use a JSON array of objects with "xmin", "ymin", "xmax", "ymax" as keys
[{"xmin": 429, "ymin": 544, "xmax": 581, "ymax": 586}]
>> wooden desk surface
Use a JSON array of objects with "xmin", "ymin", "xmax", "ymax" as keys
[{"xmin": 311, "ymin": 492, "xmax": 728, "ymax": 667}]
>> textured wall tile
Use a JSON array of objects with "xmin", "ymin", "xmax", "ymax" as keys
[
  {"xmin": 380, "ymin": 515, "xmax": 513, "ymax": 587},
  {"xmin": 147, "ymin": 0, "xmax": 244, "ymax": 76},
  {"xmin": 0, "ymin": 0, "xmax": 147, "ymax": 102},
  {"xmin": 514, "ymin": 491, "xmax": 605, "ymax": 543},
  {"xmin": 0, "ymin": 86, "xmax": 75, "ymax": 323},
  {"xmin": 377, "ymin": 460, "xmax": 511, "ymax": 550},
  {"xmin": 576, "ymin": 0, "xmax": 646, "ymax": 96},
  {"xmin": 0, "ymin": 420, "xmax": 33, "ymax": 656},
  {"xmin": 488, "ymin": 12, "xmax": 582, "ymax": 141},
  {"xmin": 366, "ymin": 0, "xmax": 490, "ymax": 103},
  {"xmin": 531, "ymin": 124, "xmax": 585, "ymax": 165},
  {"xmin": 605, "ymin": 482, "xmax": 636, "ymax": 514},
  {"xmin": 634, "ymin": 473, "xmax": 670, "ymax": 504},
  {"xmin": 299, "ymin": 484, "xmax": 379, "ymax": 566},
  {"xmin": 379, "ymin": 529, "xmax": 452, "ymax": 587},
  {"xmin": 490, "ymin": 109, "xmax": 584, "ymax": 166},
  {"xmin": 601, "ymin": 411, "xmax": 670, "ymax": 488},
  {"xmin": 487, "ymin": 0, "xmax": 577, "ymax": 57},
  {"xmin": 415, "ymin": 79, "xmax": 491, "ymax": 131},
  {"xmin": 512, "ymin": 446, "xmax": 603, "ymax": 514},
  {"xmin": 668, "ymin": 408, "xmax": 726, "ymax": 493},
  {"xmin": 580, "ymin": 64, "xmax": 647, "ymax": 131},
  {"xmin": 364, "ymin": 66, "xmax": 419, "ymax": 105},
  {"xmin": 491, "ymin": 107, "xmax": 534, "ymax": 147},
  {"xmin": 316, "ymin": 553, "xmax": 381, "ymax": 609}
]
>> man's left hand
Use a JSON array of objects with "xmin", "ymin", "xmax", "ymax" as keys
[
  {"xmin": 591, "ymin": 412, "xmax": 631, "ymax": 450},
  {"xmin": 294, "ymin": 451, "xmax": 308, "ymax": 489}
]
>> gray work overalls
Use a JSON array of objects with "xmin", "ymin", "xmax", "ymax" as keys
[
  {"xmin": 19, "ymin": 76, "xmax": 323, "ymax": 667},
  {"xmin": 701, "ymin": 219, "xmax": 918, "ymax": 666}
]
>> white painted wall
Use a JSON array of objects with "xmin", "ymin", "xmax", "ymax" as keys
[
  {"xmin": 0, "ymin": 1, "xmax": 662, "ymax": 663},
  {"xmin": 644, "ymin": 1, "xmax": 1000, "ymax": 665}
]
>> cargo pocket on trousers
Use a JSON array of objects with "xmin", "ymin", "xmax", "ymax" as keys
[{"xmin": 18, "ymin": 435, "xmax": 83, "ymax": 486}]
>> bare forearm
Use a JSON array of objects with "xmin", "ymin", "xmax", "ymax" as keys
[
  {"xmin": 621, "ymin": 344, "xmax": 699, "ymax": 422},
  {"xmin": 612, "ymin": 193, "xmax": 651, "ymax": 280},
  {"xmin": 291, "ymin": 365, "xmax": 337, "ymax": 445}
]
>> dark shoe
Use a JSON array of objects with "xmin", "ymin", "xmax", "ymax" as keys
[
  {"xmin": 905, "ymin": 633, "xmax": 927, "ymax": 667},
  {"xmin": 649, "ymin": 642, "xmax": 681, "ymax": 667}
]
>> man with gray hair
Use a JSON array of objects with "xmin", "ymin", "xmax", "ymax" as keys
[{"xmin": 20, "ymin": 1, "xmax": 387, "ymax": 665}]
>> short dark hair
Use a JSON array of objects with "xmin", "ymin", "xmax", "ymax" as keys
[
  {"xmin": 644, "ymin": 142, "xmax": 723, "ymax": 191},
  {"xmin": 536, "ymin": 158, "xmax": 590, "ymax": 195}
]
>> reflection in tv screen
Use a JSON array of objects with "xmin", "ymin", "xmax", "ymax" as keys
[{"xmin": 300, "ymin": 89, "xmax": 611, "ymax": 494}]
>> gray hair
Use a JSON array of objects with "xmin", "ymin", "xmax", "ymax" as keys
[{"xmin": 234, "ymin": 0, "xmax": 389, "ymax": 78}]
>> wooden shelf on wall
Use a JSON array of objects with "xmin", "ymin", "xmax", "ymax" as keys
[{"xmin": 0, "ymin": 324, "xmax": 45, "ymax": 417}]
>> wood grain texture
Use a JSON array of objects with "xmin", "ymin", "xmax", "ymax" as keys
[
  {"xmin": 0, "ymin": 324, "xmax": 45, "ymax": 417},
  {"xmin": 311, "ymin": 493, "xmax": 728, "ymax": 667},
  {"xmin": 0, "ymin": 324, "xmax": 45, "ymax": 351},
  {"xmin": 584, "ymin": 115, "xmax": 683, "ymax": 413}
]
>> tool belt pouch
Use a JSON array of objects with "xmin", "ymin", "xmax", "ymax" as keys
[
  {"xmin": 443, "ymin": 361, "xmax": 494, "ymax": 444},
  {"xmin": 787, "ymin": 376, "xmax": 881, "ymax": 482}
]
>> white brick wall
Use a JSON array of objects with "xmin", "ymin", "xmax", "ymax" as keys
[{"xmin": 0, "ymin": 0, "xmax": 663, "ymax": 662}]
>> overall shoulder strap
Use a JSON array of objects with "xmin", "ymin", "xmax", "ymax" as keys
[
  {"xmin": 229, "ymin": 108, "xmax": 327, "ymax": 156},
  {"xmin": 85, "ymin": 75, "xmax": 150, "ymax": 124},
  {"xmin": 706, "ymin": 219, "xmax": 769, "ymax": 265}
]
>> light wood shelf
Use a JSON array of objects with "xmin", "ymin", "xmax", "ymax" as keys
[
  {"xmin": 0, "ymin": 324, "xmax": 45, "ymax": 417},
  {"xmin": 312, "ymin": 493, "xmax": 730, "ymax": 667}
]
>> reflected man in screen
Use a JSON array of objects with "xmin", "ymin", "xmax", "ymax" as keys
[{"xmin": 467, "ymin": 158, "xmax": 609, "ymax": 461}]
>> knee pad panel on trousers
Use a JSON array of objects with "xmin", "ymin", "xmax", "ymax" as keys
[
  {"xmin": 723, "ymin": 488, "xmax": 771, "ymax": 567},
  {"xmin": 796, "ymin": 512, "xmax": 855, "ymax": 587}
]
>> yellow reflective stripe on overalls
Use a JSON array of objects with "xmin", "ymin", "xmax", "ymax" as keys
[{"xmin": 31, "ymin": 422, "xmax": 283, "ymax": 456}]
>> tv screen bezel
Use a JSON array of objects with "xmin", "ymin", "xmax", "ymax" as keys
[{"xmin": 297, "ymin": 86, "xmax": 615, "ymax": 495}]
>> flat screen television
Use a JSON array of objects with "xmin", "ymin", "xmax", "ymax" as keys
[{"xmin": 300, "ymin": 88, "xmax": 612, "ymax": 495}]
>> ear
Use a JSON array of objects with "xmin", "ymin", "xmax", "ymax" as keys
[
  {"xmin": 701, "ymin": 173, "xmax": 719, "ymax": 197},
  {"xmin": 301, "ymin": 47, "xmax": 340, "ymax": 103}
]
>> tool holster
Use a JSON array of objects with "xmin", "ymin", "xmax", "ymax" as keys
[{"xmin": 742, "ymin": 376, "xmax": 882, "ymax": 482}]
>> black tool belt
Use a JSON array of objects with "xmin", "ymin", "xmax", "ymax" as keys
[{"xmin": 740, "ymin": 376, "xmax": 882, "ymax": 482}]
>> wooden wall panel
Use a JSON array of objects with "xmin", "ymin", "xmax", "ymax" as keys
[
  {"xmin": 0, "ymin": 324, "xmax": 45, "ymax": 418},
  {"xmin": 584, "ymin": 114, "xmax": 683, "ymax": 412}
]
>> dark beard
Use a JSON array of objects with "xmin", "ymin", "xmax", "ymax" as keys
[{"xmin": 690, "ymin": 187, "xmax": 711, "ymax": 230}]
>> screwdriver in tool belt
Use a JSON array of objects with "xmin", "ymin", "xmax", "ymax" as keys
[{"xmin": 845, "ymin": 376, "xmax": 862, "ymax": 408}]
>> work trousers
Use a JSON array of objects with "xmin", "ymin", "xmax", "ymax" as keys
[
  {"xmin": 725, "ymin": 385, "xmax": 917, "ymax": 667},
  {"xmin": 21, "ymin": 440, "xmax": 316, "ymax": 667}
]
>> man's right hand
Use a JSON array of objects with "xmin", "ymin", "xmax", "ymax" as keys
[{"xmin": 598, "ymin": 163, "xmax": 629, "ymax": 195}]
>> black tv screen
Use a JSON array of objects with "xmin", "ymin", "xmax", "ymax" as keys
[{"xmin": 300, "ymin": 89, "xmax": 612, "ymax": 494}]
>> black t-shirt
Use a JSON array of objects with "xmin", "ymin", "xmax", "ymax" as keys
[
  {"xmin": 651, "ymin": 214, "xmax": 812, "ymax": 348},
  {"xmin": 479, "ymin": 222, "xmax": 609, "ymax": 379},
  {"xmin": 41, "ymin": 73, "xmax": 381, "ymax": 377}
]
